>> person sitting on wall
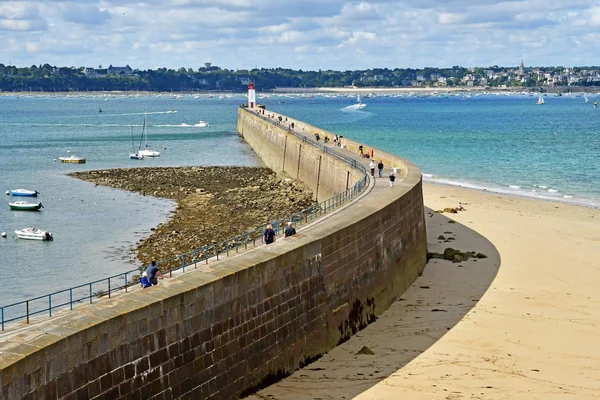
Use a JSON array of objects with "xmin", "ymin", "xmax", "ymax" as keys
[
  {"xmin": 358, "ymin": 144, "xmax": 364, "ymax": 155},
  {"xmin": 146, "ymin": 261, "xmax": 163, "ymax": 286},
  {"xmin": 140, "ymin": 271, "xmax": 152, "ymax": 288}
]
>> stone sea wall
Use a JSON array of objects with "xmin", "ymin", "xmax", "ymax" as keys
[{"xmin": 0, "ymin": 108, "xmax": 427, "ymax": 399}]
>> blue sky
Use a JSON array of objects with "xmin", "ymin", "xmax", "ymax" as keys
[{"xmin": 1, "ymin": 1, "xmax": 598, "ymax": 70}]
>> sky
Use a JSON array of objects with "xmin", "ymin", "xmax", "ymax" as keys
[{"xmin": 1, "ymin": 1, "xmax": 599, "ymax": 71}]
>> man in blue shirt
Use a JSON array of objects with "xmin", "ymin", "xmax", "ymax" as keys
[{"xmin": 146, "ymin": 261, "xmax": 163, "ymax": 285}]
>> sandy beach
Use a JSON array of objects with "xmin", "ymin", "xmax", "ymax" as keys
[{"xmin": 247, "ymin": 183, "xmax": 600, "ymax": 399}]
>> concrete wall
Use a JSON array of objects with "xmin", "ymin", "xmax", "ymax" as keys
[
  {"xmin": 0, "ymin": 109, "xmax": 427, "ymax": 400},
  {"xmin": 237, "ymin": 110, "xmax": 364, "ymax": 201}
]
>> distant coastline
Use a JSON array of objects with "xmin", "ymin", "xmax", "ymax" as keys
[{"xmin": 2, "ymin": 86, "xmax": 600, "ymax": 96}]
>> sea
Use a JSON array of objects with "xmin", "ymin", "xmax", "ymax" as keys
[{"xmin": 1, "ymin": 91, "xmax": 599, "ymax": 309}]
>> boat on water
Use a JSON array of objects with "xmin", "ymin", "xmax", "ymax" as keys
[
  {"xmin": 537, "ymin": 96, "xmax": 545, "ymax": 105},
  {"xmin": 584, "ymin": 94, "xmax": 589, "ymax": 103},
  {"xmin": 129, "ymin": 153, "xmax": 144, "ymax": 160},
  {"xmin": 129, "ymin": 125, "xmax": 145, "ymax": 160},
  {"xmin": 8, "ymin": 189, "xmax": 39, "ymax": 197},
  {"xmin": 195, "ymin": 120, "xmax": 209, "ymax": 127},
  {"xmin": 138, "ymin": 112, "xmax": 160, "ymax": 157},
  {"xmin": 346, "ymin": 94, "xmax": 366, "ymax": 110},
  {"xmin": 59, "ymin": 155, "xmax": 86, "ymax": 163},
  {"xmin": 9, "ymin": 201, "xmax": 43, "ymax": 211},
  {"xmin": 15, "ymin": 227, "xmax": 53, "ymax": 241}
]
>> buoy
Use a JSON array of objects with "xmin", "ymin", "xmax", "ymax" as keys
[
  {"xmin": 5, "ymin": 191, "xmax": 9, "ymax": 195},
  {"xmin": 67, "ymin": 150, "xmax": 71, "ymax": 153},
  {"xmin": 1, "ymin": 232, "xmax": 6, "ymax": 238},
  {"xmin": 53, "ymin": 159, "xmax": 56, "ymax": 162}
]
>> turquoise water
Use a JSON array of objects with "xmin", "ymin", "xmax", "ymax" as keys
[
  {"xmin": 272, "ymin": 93, "xmax": 600, "ymax": 207},
  {"xmin": 1, "ymin": 92, "xmax": 598, "ymax": 306},
  {"xmin": 0, "ymin": 93, "xmax": 261, "ymax": 306}
]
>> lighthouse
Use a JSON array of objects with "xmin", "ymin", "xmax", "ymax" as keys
[{"xmin": 248, "ymin": 82, "xmax": 256, "ymax": 108}]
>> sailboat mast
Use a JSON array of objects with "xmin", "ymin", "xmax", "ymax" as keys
[{"xmin": 139, "ymin": 114, "xmax": 146, "ymax": 150}]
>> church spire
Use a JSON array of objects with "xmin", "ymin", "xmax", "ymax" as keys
[{"xmin": 519, "ymin": 58, "xmax": 525, "ymax": 76}]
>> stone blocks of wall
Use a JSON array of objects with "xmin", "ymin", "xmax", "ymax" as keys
[{"xmin": 0, "ymin": 108, "xmax": 427, "ymax": 400}]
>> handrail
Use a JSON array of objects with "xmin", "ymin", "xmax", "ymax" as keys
[{"xmin": 0, "ymin": 109, "xmax": 368, "ymax": 332}]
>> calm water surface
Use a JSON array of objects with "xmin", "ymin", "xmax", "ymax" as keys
[{"xmin": 1, "ymin": 91, "xmax": 598, "ymax": 306}]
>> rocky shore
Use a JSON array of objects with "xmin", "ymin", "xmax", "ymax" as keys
[{"xmin": 69, "ymin": 166, "xmax": 316, "ymax": 268}]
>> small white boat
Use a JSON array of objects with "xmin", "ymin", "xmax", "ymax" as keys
[
  {"xmin": 195, "ymin": 120, "xmax": 209, "ymax": 127},
  {"xmin": 139, "ymin": 148, "xmax": 160, "ymax": 157},
  {"xmin": 584, "ymin": 94, "xmax": 590, "ymax": 103},
  {"xmin": 129, "ymin": 125, "xmax": 145, "ymax": 160},
  {"xmin": 9, "ymin": 201, "xmax": 43, "ymax": 211},
  {"xmin": 15, "ymin": 227, "xmax": 53, "ymax": 241},
  {"xmin": 129, "ymin": 153, "xmax": 144, "ymax": 160},
  {"xmin": 347, "ymin": 95, "xmax": 366, "ymax": 110},
  {"xmin": 59, "ymin": 155, "xmax": 86, "ymax": 163},
  {"xmin": 138, "ymin": 112, "xmax": 160, "ymax": 157},
  {"xmin": 8, "ymin": 189, "xmax": 39, "ymax": 197},
  {"xmin": 537, "ymin": 96, "xmax": 545, "ymax": 105}
]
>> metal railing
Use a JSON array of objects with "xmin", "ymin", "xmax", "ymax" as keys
[{"xmin": 0, "ymin": 110, "xmax": 369, "ymax": 332}]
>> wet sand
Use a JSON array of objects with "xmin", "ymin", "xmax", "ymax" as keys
[{"xmin": 246, "ymin": 183, "xmax": 600, "ymax": 400}]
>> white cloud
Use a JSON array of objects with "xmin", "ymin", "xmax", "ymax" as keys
[
  {"xmin": 438, "ymin": 13, "xmax": 465, "ymax": 24},
  {"xmin": 0, "ymin": 1, "xmax": 598, "ymax": 70}
]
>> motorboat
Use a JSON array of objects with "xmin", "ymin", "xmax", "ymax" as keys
[
  {"xmin": 15, "ymin": 227, "xmax": 53, "ymax": 241},
  {"xmin": 9, "ymin": 201, "xmax": 43, "ymax": 211},
  {"xmin": 8, "ymin": 189, "xmax": 39, "ymax": 197},
  {"xmin": 195, "ymin": 120, "xmax": 209, "ymax": 127},
  {"xmin": 59, "ymin": 155, "xmax": 86, "ymax": 163}
]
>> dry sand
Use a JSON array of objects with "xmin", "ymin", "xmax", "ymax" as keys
[{"xmin": 247, "ymin": 183, "xmax": 600, "ymax": 400}]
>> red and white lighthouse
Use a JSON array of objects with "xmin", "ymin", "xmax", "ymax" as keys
[{"xmin": 248, "ymin": 82, "xmax": 256, "ymax": 108}]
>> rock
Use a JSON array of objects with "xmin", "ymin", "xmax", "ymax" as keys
[
  {"xmin": 476, "ymin": 252, "xmax": 488, "ymax": 259},
  {"xmin": 356, "ymin": 346, "xmax": 375, "ymax": 355},
  {"xmin": 69, "ymin": 166, "xmax": 317, "ymax": 269},
  {"xmin": 438, "ymin": 235, "xmax": 446, "ymax": 240},
  {"xmin": 443, "ymin": 207, "xmax": 458, "ymax": 213},
  {"xmin": 443, "ymin": 248, "xmax": 458, "ymax": 261}
]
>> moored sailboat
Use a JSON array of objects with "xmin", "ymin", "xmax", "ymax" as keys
[
  {"xmin": 129, "ymin": 125, "xmax": 144, "ymax": 160},
  {"xmin": 138, "ymin": 112, "xmax": 160, "ymax": 157}
]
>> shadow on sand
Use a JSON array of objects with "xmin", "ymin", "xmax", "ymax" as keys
[{"xmin": 245, "ymin": 208, "xmax": 501, "ymax": 400}]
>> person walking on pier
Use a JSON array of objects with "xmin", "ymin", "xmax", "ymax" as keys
[
  {"xmin": 284, "ymin": 221, "xmax": 296, "ymax": 238},
  {"xmin": 264, "ymin": 224, "xmax": 276, "ymax": 244},
  {"xmin": 377, "ymin": 160, "xmax": 384, "ymax": 177},
  {"xmin": 369, "ymin": 159, "xmax": 376, "ymax": 177},
  {"xmin": 389, "ymin": 172, "xmax": 396, "ymax": 188}
]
